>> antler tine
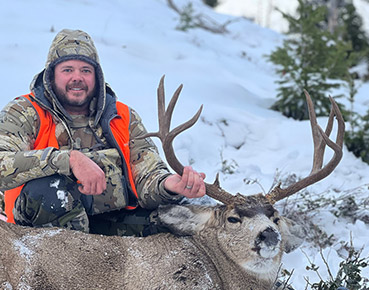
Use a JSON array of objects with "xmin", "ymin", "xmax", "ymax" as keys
[
  {"xmin": 205, "ymin": 174, "xmax": 247, "ymax": 205},
  {"xmin": 139, "ymin": 75, "xmax": 237, "ymax": 205},
  {"xmin": 140, "ymin": 75, "xmax": 202, "ymax": 175},
  {"xmin": 266, "ymin": 91, "xmax": 345, "ymax": 204},
  {"xmin": 157, "ymin": 75, "xmax": 167, "ymax": 134},
  {"xmin": 306, "ymin": 90, "xmax": 333, "ymax": 173},
  {"xmin": 330, "ymin": 95, "xmax": 345, "ymax": 148}
]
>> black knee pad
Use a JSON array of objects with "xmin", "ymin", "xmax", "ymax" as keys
[
  {"xmin": 22, "ymin": 175, "xmax": 93, "ymax": 214},
  {"xmin": 23, "ymin": 175, "xmax": 66, "ymax": 200},
  {"xmin": 21, "ymin": 175, "xmax": 70, "ymax": 214}
]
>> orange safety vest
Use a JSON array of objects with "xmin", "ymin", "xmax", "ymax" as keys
[{"xmin": 4, "ymin": 93, "xmax": 138, "ymax": 223}]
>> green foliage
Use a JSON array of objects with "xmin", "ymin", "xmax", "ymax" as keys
[
  {"xmin": 340, "ymin": 63, "xmax": 369, "ymax": 165},
  {"xmin": 267, "ymin": 0, "xmax": 353, "ymax": 120},
  {"xmin": 332, "ymin": 196, "xmax": 359, "ymax": 219},
  {"xmin": 275, "ymin": 181, "xmax": 369, "ymax": 289},
  {"xmin": 344, "ymin": 109, "xmax": 369, "ymax": 164},
  {"xmin": 176, "ymin": 2, "xmax": 196, "ymax": 31},
  {"xmin": 202, "ymin": 0, "xmax": 219, "ymax": 8},
  {"xmin": 219, "ymin": 151, "xmax": 238, "ymax": 175},
  {"xmin": 343, "ymin": 68, "xmax": 369, "ymax": 164},
  {"xmin": 340, "ymin": 3, "xmax": 369, "ymax": 70},
  {"xmin": 306, "ymin": 242, "xmax": 369, "ymax": 290}
]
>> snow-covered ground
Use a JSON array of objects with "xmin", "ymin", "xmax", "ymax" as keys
[{"xmin": 0, "ymin": 0, "xmax": 368, "ymax": 288}]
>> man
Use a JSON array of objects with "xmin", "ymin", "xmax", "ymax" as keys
[{"xmin": 0, "ymin": 29, "xmax": 205, "ymax": 236}]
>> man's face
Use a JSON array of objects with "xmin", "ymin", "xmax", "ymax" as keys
[{"xmin": 53, "ymin": 59, "xmax": 96, "ymax": 114}]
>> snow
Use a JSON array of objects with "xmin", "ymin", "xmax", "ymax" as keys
[
  {"xmin": 216, "ymin": 0, "xmax": 298, "ymax": 32},
  {"xmin": 217, "ymin": 0, "xmax": 369, "ymax": 33},
  {"xmin": 0, "ymin": 0, "xmax": 368, "ymax": 288}
]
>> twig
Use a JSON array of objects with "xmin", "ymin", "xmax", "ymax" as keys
[
  {"xmin": 319, "ymin": 248, "xmax": 334, "ymax": 281},
  {"xmin": 301, "ymin": 248, "xmax": 325, "ymax": 282},
  {"xmin": 167, "ymin": 0, "xmax": 236, "ymax": 34}
]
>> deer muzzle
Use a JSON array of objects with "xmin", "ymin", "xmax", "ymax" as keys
[{"xmin": 253, "ymin": 227, "xmax": 281, "ymax": 259}]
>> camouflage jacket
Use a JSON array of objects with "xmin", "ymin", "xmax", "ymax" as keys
[
  {"xmin": 0, "ymin": 29, "xmax": 183, "ymax": 215},
  {"xmin": 0, "ymin": 85, "xmax": 183, "ymax": 212}
]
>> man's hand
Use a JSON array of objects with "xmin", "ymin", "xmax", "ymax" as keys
[
  {"xmin": 69, "ymin": 150, "xmax": 106, "ymax": 195},
  {"xmin": 164, "ymin": 166, "xmax": 206, "ymax": 198}
]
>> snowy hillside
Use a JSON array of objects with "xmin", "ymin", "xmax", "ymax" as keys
[{"xmin": 1, "ymin": 0, "xmax": 369, "ymax": 288}]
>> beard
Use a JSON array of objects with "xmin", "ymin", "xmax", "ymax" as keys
[{"xmin": 52, "ymin": 81, "xmax": 96, "ymax": 114}]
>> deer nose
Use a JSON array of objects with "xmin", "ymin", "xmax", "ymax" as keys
[{"xmin": 257, "ymin": 227, "xmax": 280, "ymax": 247}]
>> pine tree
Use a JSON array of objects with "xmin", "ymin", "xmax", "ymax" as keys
[
  {"xmin": 345, "ymin": 109, "xmax": 369, "ymax": 164},
  {"xmin": 341, "ymin": 3, "xmax": 368, "ymax": 51},
  {"xmin": 268, "ymin": 0, "xmax": 352, "ymax": 120},
  {"xmin": 340, "ymin": 3, "xmax": 369, "ymax": 78},
  {"xmin": 203, "ymin": 0, "xmax": 219, "ymax": 8}
]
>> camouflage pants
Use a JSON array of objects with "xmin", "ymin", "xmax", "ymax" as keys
[{"xmin": 13, "ymin": 175, "xmax": 168, "ymax": 237}]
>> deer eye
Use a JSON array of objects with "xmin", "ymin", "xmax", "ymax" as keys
[
  {"xmin": 273, "ymin": 217, "xmax": 280, "ymax": 224},
  {"xmin": 227, "ymin": 217, "xmax": 241, "ymax": 224}
]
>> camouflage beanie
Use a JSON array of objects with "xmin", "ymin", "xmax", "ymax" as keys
[
  {"xmin": 45, "ymin": 29, "xmax": 100, "ymax": 68},
  {"xmin": 42, "ymin": 29, "xmax": 106, "ymax": 123}
]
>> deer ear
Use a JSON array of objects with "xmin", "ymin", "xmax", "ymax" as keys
[
  {"xmin": 157, "ymin": 205, "xmax": 212, "ymax": 236},
  {"xmin": 278, "ymin": 216, "xmax": 305, "ymax": 253}
]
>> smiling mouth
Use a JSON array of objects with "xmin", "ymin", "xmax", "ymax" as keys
[
  {"xmin": 69, "ymin": 87, "xmax": 85, "ymax": 91},
  {"xmin": 67, "ymin": 88, "xmax": 87, "ymax": 96}
]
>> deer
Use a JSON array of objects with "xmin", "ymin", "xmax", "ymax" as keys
[{"xmin": 0, "ymin": 76, "xmax": 344, "ymax": 290}]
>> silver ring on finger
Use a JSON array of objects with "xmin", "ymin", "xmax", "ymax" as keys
[{"xmin": 185, "ymin": 185, "xmax": 193, "ymax": 189}]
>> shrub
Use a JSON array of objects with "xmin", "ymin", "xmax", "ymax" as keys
[{"xmin": 306, "ymin": 241, "xmax": 369, "ymax": 289}]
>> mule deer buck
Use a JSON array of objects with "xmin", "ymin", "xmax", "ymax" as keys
[{"xmin": 0, "ymin": 76, "xmax": 344, "ymax": 289}]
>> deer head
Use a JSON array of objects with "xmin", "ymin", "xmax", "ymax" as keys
[{"xmin": 136, "ymin": 76, "xmax": 344, "ymax": 284}]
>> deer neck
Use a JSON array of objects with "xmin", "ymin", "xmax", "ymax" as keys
[{"xmin": 193, "ymin": 230, "xmax": 273, "ymax": 290}]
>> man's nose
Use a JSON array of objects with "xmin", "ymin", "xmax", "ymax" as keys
[{"xmin": 71, "ymin": 71, "xmax": 83, "ymax": 81}]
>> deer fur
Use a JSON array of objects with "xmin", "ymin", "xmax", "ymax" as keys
[{"xmin": 0, "ymin": 194, "xmax": 304, "ymax": 290}]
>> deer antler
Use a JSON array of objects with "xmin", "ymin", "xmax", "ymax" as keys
[
  {"xmin": 265, "ymin": 90, "xmax": 345, "ymax": 204},
  {"xmin": 140, "ymin": 77, "xmax": 344, "ymax": 206},
  {"xmin": 139, "ymin": 75, "xmax": 239, "ymax": 205}
]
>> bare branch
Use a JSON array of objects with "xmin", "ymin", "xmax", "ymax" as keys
[{"xmin": 167, "ymin": 0, "xmax": 234, "ymax": 34}]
